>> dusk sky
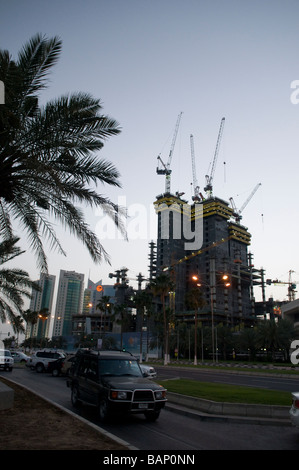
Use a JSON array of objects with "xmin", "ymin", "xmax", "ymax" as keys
[{"xmin": 1, "ymin": 0, "xmax": 299, "ymax": 334}]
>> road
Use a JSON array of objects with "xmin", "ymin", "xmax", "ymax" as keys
[
  {"xmin": 154, "ymin": 365, "xmax": 299, "ymax": 392},
  {"xmin": 2, "ymin": 366, "xmax": 299, "ymax": 450}
]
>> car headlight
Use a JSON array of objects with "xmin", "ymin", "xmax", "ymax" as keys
[
  {"xmin": 111, "ymin": 390, "xmax": 127, "ymax": 400},
  {"xmin": 155, "ymin": 390, "xmax": 166, "ymax": 400}
]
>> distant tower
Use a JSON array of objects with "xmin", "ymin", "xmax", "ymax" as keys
[
  {"xmin": 52, "ymin": 270, "xmax": 84, "ymax": 338},
  {"xmin": 27, "ymin": 273, "xmax": 56, "ymax": 340}
]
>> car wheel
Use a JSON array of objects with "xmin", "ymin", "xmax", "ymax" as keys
[
  {"xmin": 36, "ymin": 363, "xmax": 44, "ymax": 373},
  {"xmin": 52, "ymin": 368, "xmax": 60, "ymax": 377},
  {"xmin": 144, "ymin": 410, "xmax": 160, "ymax": 422},
  {"xmin": 71, "ymin": 386, "xmax": 81, "ymax": 408},
  {"xmin": 98, "ymin": 397, "xmax": 110, "ymax": 422}
]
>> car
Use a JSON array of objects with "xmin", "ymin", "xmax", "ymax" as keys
[
  {"xmin": 0, "ymin": 349, "xmax": 13, "ymax": 371},
  {"xmin": 139, "ymin": 363, "xmax": 157, "ymax": 379},
  {"xmin": 61, "ymin": 354, "xmax": 75, "ymax": 376},
  {"xmin": 46, "ymin": 357, "xmax": 65, "ymax": 377},
  {"xmin": 10, "ymin": 351, "xmax": 30, "ymax": 363},
  {"xmin": 67, "ymin": 349, "xmax": 167, "ymax": 422},
  {"xmin": 27, "ymin": 350, "xmax": 65, "ymax": 373},
  {"xmin": 290, "ymin": 392, "xmax": 299, "ymax": 428}
]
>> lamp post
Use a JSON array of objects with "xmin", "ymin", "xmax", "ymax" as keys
[
  {"xmin": 191, "ymin": 275, "xmax": 200, "ymax": 365},
  {"xmin": 191, "ymin": 273, "xmax": 230, "ymax": 363}
]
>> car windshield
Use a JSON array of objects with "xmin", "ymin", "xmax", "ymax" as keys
[
  {"xmin": 0, "ymin": 350, "xmax": 11, "ymax": 357},
  {"xmin": 99, "ymin": 359, "xmax": 142, "ymax": 377}
]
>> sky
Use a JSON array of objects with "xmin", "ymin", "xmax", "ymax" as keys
[{"xmin": 1, "ymin": 0, "xmax": 299, "ymax": 336}]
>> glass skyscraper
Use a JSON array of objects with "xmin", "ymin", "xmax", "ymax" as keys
[{"xmin": 52, "ymin": 270, "xmax": 84, "ymax": 338}]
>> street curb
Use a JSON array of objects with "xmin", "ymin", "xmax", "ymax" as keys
[{"xmin": 166, "ymin": 392, "xmax": 291, "ymax": 426}]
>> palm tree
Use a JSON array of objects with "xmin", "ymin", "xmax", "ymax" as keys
[
  {"xmin": 0, "ymin": 234, "xmax": 39, "ymax": 326},
  {"xmin": 185, "ymin": 286, "xmax": 206, "ymax": 364},
  {"xmin": 96, "ymin": 295, "xmax": 111, "ymax": 335},
  {"xmin": 0, "ymin": 33, "xmax": 126, "ymax": 272},
  {"xmin": 37, "ymin": 307, "xmax": 50, "ymax": 345},
  {"xmin": 112, "ymin": 303, "xmax": 131, "ymax": 349},
  {"xmin": 23, "ymin": 308, "xmax": 39, "ymax": 348},
  {"xmin": 150, "ymin": 273, "xmax": 175, "ymax": 365},
  {"xmin": 134, "ymin": 289, "xmax": 151, "ymax": 361},
  {"xmin": 11, "ymin": 315, "xmax": 25, "ymax": 345}
]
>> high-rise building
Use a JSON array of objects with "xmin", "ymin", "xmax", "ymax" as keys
[
  {"xmin": 153, "ymin": 192, "xmax": 259, "ymax": 326},
  {"xmin": 52, "ymin": 270, "xmax": 84, "ymax": 338},
  {"xmin": 26, "ymin": 273, "xmax": 56, "ymax": 340}
]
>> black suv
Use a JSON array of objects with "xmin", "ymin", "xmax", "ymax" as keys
[{"xmin": 67, "ymin": 349, "xmax": 167, "ymax": 422}]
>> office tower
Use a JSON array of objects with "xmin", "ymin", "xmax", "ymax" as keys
[
  {"xmin": 26, "ymin": 273, "xmax": 56, "ymax": 340},
  {"xmin": 52, "ymin": 270, "xmax": 84, "ymax": 338}
]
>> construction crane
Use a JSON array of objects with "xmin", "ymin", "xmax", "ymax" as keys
[
  {"xmin": 229, "ymin": 183, "xmax": 262, "ymax": 223},
  {"xmin": 266, "ymin": 270, "xmax": 297, "ymax": 302},
  {"xmin": 204, "ymin": 117, "xmax": 225, "ymax": 197},
  {"xmin": 190, "ymin": 134, "xmax": 201, "ymax": 202},
  {"xmin": 162, "ymin": 235, "xmax": 233, "ymax": 272},
  {"xmin": 156, "ymin": 112, "xmax": 183, "ymax": 194}
]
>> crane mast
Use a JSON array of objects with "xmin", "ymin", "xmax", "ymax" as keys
[
  {"xmin": 230, "ymin": 183, "xmax": 261, "ymax": 223},
  {"xmin": 156, "ymin": 112, "xmax": 183, "ymax": 193},
  {"xmin": 266, "ymin": 270, "xmax": 297, "ymax": 302},
  {"xmin": 190, "ymin": 134, "xmax": 200, "ymax": 201},
  {"xmin": 204, "ymin": 117, "xmax": 225, "ymax": 197}
]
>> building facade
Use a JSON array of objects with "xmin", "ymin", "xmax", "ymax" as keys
[
  {"xmin": 26, "ymin": 273, "xmax": 56, "ymax": 340},
  {"xmin": 153, "ymin": 192, "xmax": 259, "ymax": 326},
  {"xmin": 72, "ymin": 280, "xmax": 117, "ymax": 339},
  {"xmin": 52, "ymin": 270, "xmax": 84, "ymax": 338}
]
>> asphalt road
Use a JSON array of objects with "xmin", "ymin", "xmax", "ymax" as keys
[
  {"xmin": 2, "ymin": 366, "xmax": 299, "ymax": 450},
  {"xmin": 153, "ymin": 365, "xmax": 299, "ymax": 392}
]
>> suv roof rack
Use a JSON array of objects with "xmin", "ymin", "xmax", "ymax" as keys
[{"xmin": 75, "ymin": 348, "xmax": 135, "ymax": 357}]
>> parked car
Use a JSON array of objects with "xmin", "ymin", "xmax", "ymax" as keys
[
  {"xmin": 140, "ymin": 364, "xmax": 157, "ymax": 378},
  {"xmin": 10, "ymin": 351, "xmax": 30, "ymax": 363},
  {"xmin": 67, "ymin": 349, "xmax": 167, "ymax": 422},
  {"xmin": 27, "ymin": 350, "xmax": 65, "ymax": 373},
  {"xmin": 0, "ymin": 349, "xmax": 13, "ymax": 371},
  {"xmin": 46, "ymin": 357, "xmax": 65, "ymax": 377},
  {"xmin": 290, "ymin": 392, "xmax": 299, "ymax": 428},
  {"xmin": 61, "ymin": 354, "xmax": 75, "ymax": 376}
]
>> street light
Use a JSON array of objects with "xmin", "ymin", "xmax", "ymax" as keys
[
  {"xmin": 191, "ymin": 273, "xmax": 230, "ymax": 363},
  {"xmin": 190, "ymin": 275, "xmax": 203, "ymax": 365}
]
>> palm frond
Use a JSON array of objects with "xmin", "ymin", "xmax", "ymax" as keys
[
  {"xmin": 17, "ymin": 33, "xmax": 62, "ymax": 97},
  {"xmin": 0, "ymin": 34, "xmax": 126, "ymax": 271}
]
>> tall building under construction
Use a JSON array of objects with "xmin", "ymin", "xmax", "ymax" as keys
[
  {"xmin": 153, "ymin": 192, "xmax": 258, "ymax": 326},
  {"xmin": 152, "ymin": 115, "xmax": 260, "ymax": 327}
]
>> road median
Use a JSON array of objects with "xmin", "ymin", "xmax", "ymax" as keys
[{"xmin": 166, "ymin": 391, "xmax": 290, "ymax": 424}]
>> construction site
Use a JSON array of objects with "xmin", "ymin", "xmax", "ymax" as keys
[{"xmin": 146, "ymin": 113, "xmax": 296, "ymax": 328}]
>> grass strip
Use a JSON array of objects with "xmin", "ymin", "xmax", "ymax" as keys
[{"xmin": 158, "ymin": 379, "xmax": 291, "ymax": 406}]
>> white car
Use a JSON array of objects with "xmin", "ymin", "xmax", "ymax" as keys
[
  {"xmin": 140, "ymin": 364, "xmax": 157, "ymax": 379},
  {"xmin": 10, "ymin": 351, "xmax": 30, "ymax": 363},
  {"xmin": 290, "ymin": 392, "xmax": 299, "ymax": 427},
  {"xmin": 0, "ymin": 349, "xmax": 13, "ymax": 371}
]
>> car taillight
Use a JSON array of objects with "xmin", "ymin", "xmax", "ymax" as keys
[{"xmin": 293, "ymin": 399, "xmax": 299, "ymax": 409}]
